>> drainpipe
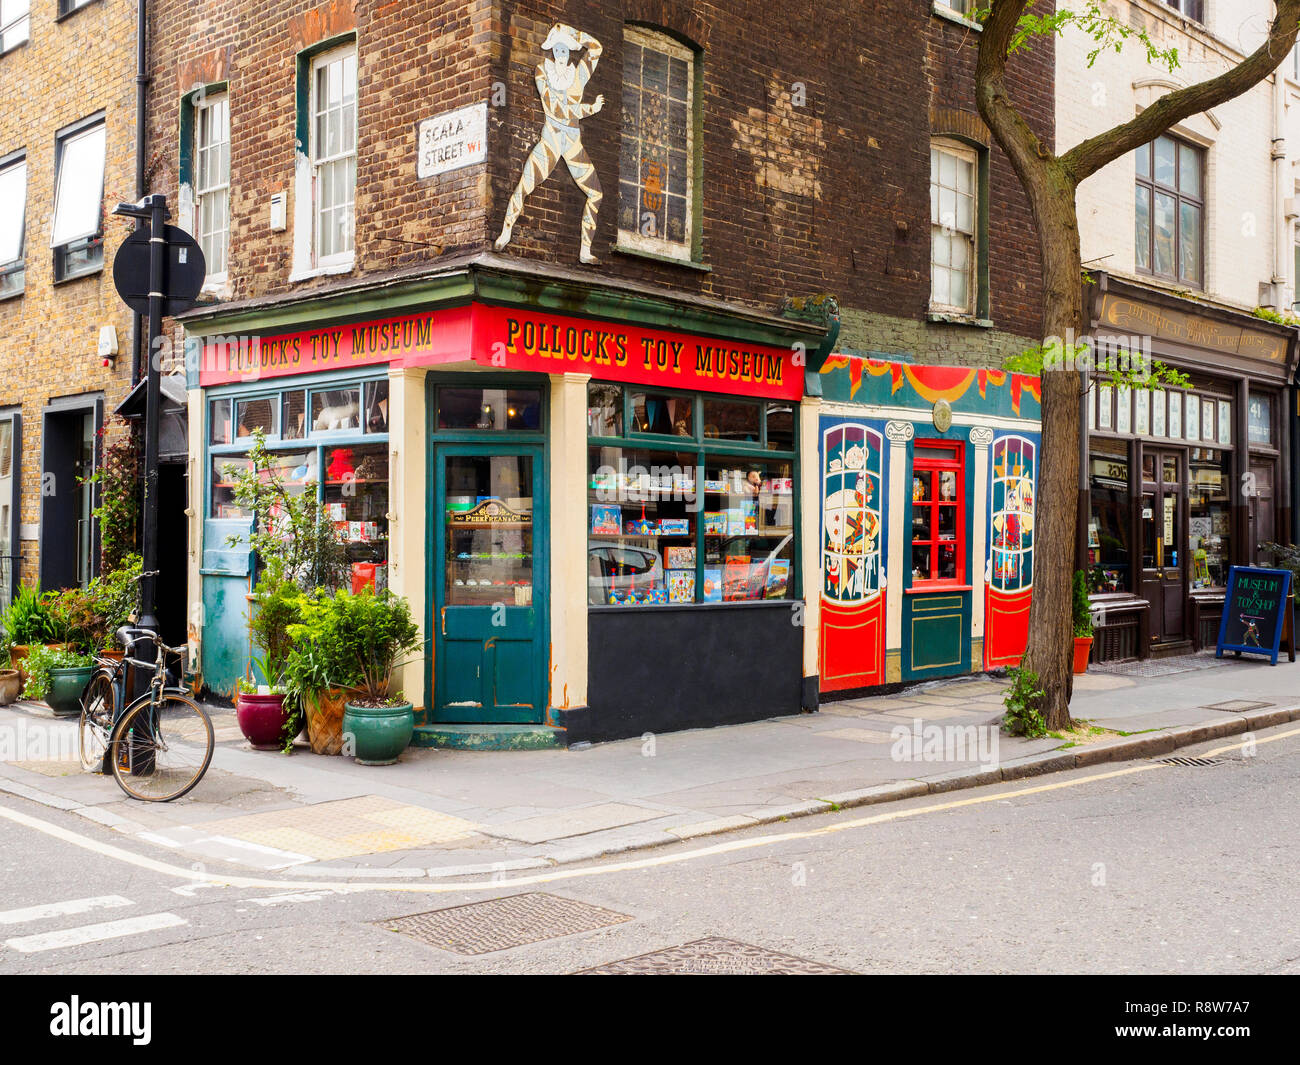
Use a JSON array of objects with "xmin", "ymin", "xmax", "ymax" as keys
[
  {"xmin": 130, "ymin": 0, "xmax": 148, "ymax": 386},
  {"xmin": 1272, "ymin": 64, "xmax": 1288, "ymax": 309}
]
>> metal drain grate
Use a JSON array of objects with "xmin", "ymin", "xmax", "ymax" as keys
[
  {"xmin": 1158, "ymin": 756, "xmax": 1223, "ymax": 767},
  {"xmin": 1200, "ymin": 700, "xmax": 1273, "ymax": 713},
  {"xmin": 382, "ymin": 892, "xmax": 632, "ymax": 955},
  {"xmin": 576, "ymin": 937, "xmax": 853, "ymax": 974}
]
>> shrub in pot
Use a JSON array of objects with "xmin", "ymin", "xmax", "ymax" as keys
[
  {"xmin": 23, "ymin": 645, "xmax": 96, "ymax": 715},
  {"xmin": 235, "ymin": 565, "xmax": 304, "ymax": 751},
  {"xmin": 0, "ymin": 633, "xmax": 19, "ymax": 705},
  {"xmin": 285, "ymin": 596, "xmax": 361, "ymax": 756},
  {"xmin": 1072, "ymin": 569, "xmax": 1094, "ymax": 674},
  {"xmin": 2, "ymin": 585, "xmax": 59, "ymax": 683},
  {"xmin": 331, "ymin": 590, "xmax": 422, "ymax": 766}
]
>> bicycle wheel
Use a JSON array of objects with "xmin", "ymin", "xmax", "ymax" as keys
[
  {"xmin": 78, "ymin": 671, "xmax": 117, "ymax": 772},
  {"xmin": 109, "ymin": 693, "xmax": 214, "ymax": 802}
]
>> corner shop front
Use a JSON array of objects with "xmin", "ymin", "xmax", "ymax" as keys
[{"xmin": 188, "ymin": 282, "xmax": 825, "ymax": 745}]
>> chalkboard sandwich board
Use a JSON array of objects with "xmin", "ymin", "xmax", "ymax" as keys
[{"xmin": 1215, "ymin": 566, "xmax": 1293, "ymax": 665}]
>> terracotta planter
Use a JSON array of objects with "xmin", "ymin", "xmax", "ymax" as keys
[
  {"xmin": 236, "ymin": 691, "xmax": 293, "ymax": 750},
  {"xmin": 304, "ymin": 687, "xmax": 348, "ymax": 755},
  {"xmin": 1072, "ymin": 635, "xmax": 1093, "ymax": 674},
  {"xmin": 99, "ymin": 648, "xmax": 125, "ymax": 663},
  {"xmin": 9, "ymin": 645, "xmax": 31, "ymax": 686},
  {"xmin": 342, "ymin": 701, "xmax": 414, "ymax": 766},
  {"xmin": 0, "ymin": 669, "xmax": 20, "ymax": 705}
]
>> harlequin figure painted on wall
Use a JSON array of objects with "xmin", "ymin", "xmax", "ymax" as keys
[{"xmin": 495, "ymin": 23, "xmax": 605, "ymax": 263}]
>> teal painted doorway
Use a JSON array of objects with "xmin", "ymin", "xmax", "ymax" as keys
[{"xmin": 432, "ymin": 444, "xmax": 546, "ymax": 723}]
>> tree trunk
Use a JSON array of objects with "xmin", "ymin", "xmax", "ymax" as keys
[{"xmin": 1020, "ymin": 171, "xmax": 1085, "ymax": 731}]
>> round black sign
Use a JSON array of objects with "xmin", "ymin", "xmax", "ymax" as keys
[{"xmin": 112, "ymin": 223, "xmax": 208, "ymax": 317}]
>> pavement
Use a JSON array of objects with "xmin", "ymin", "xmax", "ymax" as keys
[{"xmin": 2, "ymin": 648, "xmax": 1298, "ymax": 882}]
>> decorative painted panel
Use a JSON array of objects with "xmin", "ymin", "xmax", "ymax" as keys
[{"xmin": 985, "ymin": 432, "xmax": 1039, "ymax": 668}]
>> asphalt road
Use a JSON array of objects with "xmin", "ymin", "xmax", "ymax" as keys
[{"xmin": 1, "ymin": 723, "xmax": 1297, "ymax": 975}]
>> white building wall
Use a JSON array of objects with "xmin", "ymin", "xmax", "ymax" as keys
[{"xmin": 1057, "ymin": 0, "xmax": 1300, "ymax": 312}]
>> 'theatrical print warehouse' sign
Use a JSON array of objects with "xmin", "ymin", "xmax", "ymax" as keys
[{"xmin": 198, "ymin": 304, "xmax": 805, "ymax": 399}]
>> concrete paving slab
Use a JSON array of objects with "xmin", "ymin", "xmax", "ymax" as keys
[{"xmin": 483, "ymin": 801, "xmax": 674, "ymax": 844}]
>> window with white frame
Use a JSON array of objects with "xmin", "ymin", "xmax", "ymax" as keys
[
  {"xmin": 1163, "ymin": 0, "xmax": 1203, "ymax": 22},
  {"xmin": 618, "ymin": 26, "xmax": 695, "ymax": 259},
  {"xmin": 311, "ymin": 46, "xmax": 357, "ymax": 266},
  {"xmin": 930, "ymin": 138, "xmax": 978, "ymax": 315},
  {"xmin": 57, "ymin": 0, "xmax": 95, "ymax": 16},
  {"xmin": 51, "ymin": 118, "xmax": 106, "ymax": 281},
  {"xmin": 194, "ymin": 92, "xmax": 230, "ymax": 277},
  {"xmin": 0, "ymin": 0, "xmax": 28, "ymax": 55},
  {"xmin": 0, "ymin": 155, "xmax": 26, "ymax": 298}
]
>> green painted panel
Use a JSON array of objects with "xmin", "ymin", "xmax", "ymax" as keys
[{"xmin": 201, "ymin": 573, "xmax": 251, "ymax": 699}]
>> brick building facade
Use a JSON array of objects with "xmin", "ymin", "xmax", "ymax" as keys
[
  {"xmin": 0, "ymin": 0, "xmax": 141, "ymax": 612},
  {"xmin": 140, "ymin": 0, "xmax": 1053, "ymax": 736}
]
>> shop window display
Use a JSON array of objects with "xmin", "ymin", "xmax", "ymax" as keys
[
  {"xmin": 445, "ymin": 453, "xmax": 533, "ymax": 607},
  {"xmin": 1188, "ymin": 447, "xmax": 1230, "ymax": 588},
  {"xmin": 438, "ymin": 387, "xmax": 542, "ymax": 431},
  {"xmin": 821, "ymin": 424, "xmax": 882, "ymax": 603},
  {"xmin": 1087, "ymin": 439, "xmax": 1131, "ymax": 591},
  {"xmin": 701, "ymin": 456, "xmax": 794, "ymax": 602}
]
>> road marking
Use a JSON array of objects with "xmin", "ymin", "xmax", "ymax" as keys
[
  {"xmin": 4, "ymin": 912, "xmax": 187, "ymax": 953},
  {"xmin": 0, "ymin": 895, "xmax": 133, "ymax": 926},
  {"xmin": 0, "ymin": 727, "xmax": 1293, "ymax": 895}
]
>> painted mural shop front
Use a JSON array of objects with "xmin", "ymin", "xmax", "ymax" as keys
[{"xmin": 817, "ymin": 357, "xmax": 1042, "ymax": 692}]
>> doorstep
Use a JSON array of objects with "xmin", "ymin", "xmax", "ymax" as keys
[{"xmin": 411, "ymin": 723, "xmax": 565, "ymax": 751}]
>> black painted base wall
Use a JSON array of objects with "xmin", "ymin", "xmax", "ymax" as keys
[{"xmin": 572, "ymin": 601, "xmax": 804, "ymax": 744}]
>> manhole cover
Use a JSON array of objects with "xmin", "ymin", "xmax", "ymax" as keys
[
  {"xmin": 1200, "ymin": 700, "xmax": 1273, "ymax": 713},
  {"xmin": 383, "ymin": 893, "xmax": 632, "ymax": 955},
  {"xmin": 576, "ymin": 937, "xmax": 853, "ymax": 974},
  {"xmin": 1158, "ymin": 756, "xmax": 1223, "ymax": 767}
]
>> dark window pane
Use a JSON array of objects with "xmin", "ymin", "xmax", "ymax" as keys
[
  {"xmin": 282, "ymin": 390, "xmax": 306, "ymax": 439},
  {"xmin": 364, "ymin": 379, "xmax": 390, "ymax": 434},
  {"xmin": 631, "ymin": 391, "xmax": 692, "ymax": 435},
  {"xmin": 587, "ymin": 383, "xmax": 623, "ymax": 436},
  {"xmin": 765, "ymin": 403, "xmax": 794, "ymax": 451},
  {"xmin": 437, "ymin": 387, "xmax": 542, "ymax": 431},
  {"xmin": 702, "ymin": 398, "xmax": 760, "ymax": 443}
]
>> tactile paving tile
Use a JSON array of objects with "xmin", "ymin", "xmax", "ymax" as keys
[
  {"xmin": 195, "ymin": 795, "xmax": 479, "ymax": 859},
  {"xmin": 576, "ymin": 936, "xmax": 854, "ymax": 974},
  {"xmin": 383, "ymin": 893, "xmax": 633, "ymax": 955}
]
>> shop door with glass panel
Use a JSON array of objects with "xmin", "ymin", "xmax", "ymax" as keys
[
  {"xmin": 1140, "ymin": 449, "xmax": 1185, "ymax": 642},
  {"xmin": 433, "ymin": 446, "xmax": 545, "ymax": 723}
]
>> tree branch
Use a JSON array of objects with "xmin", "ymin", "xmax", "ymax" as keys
[{"xmin": 1061, "ymin": 1, "xmax": 1300, "ymax": 182}]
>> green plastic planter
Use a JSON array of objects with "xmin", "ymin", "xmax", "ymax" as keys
[
  {"xmin": 342, "ymin": 701, "xmax": 414, "ymax": 766},
  {"xmin": 46, "ymin": 665, "xmax": 95, "ymax": 717}
]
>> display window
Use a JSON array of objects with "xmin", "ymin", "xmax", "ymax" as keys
[
  {"xmin": 990, "ymin": 436, "xmax": 1035, "ymax": 592},
  {"xmin": 586, "ymin": 382, "xmax": 796, "ymax": 607},
  {"xmin": 445, "ymin": 453, "xmax": 534, "ymax": 607},
  {"xmin": 207, "ymin": 374, "xmax": 391, "ymax": 591},
  {"xmin": 910, "ymin": 441, "xmax": 964, "ymax": 586},
  {"xmin": 1188, "ymin": 447, "xmax": 1231, "ymax": 588},
  {"xmin": 1087, "ymin": 438, "xmax": 1131, "ymax": 592},
  {"xmin": 437, "ymin": 386, "xmax": 542, "ymax": 431}
]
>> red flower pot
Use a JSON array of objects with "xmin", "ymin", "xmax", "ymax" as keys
[
  {"xmin": 1072, "ymin": 636, "xmax": 1093, "ymax": 674},
  {"xmin": 236, "ymin": 692, "xmax": 292, "ymax": 750}
]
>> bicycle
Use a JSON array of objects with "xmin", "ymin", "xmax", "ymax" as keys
[{"xmin": 79, "ymin": 626, "xmax": 214, "ymax": 802}]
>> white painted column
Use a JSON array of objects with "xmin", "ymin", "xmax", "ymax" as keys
[
  {"xmin": 388, "ymin": 365, "xmax": 429, "ymax": 711},
  {"xmin": 884, "ymin": 419, "xmax": 913, "ymax": 682},
  {"xmin": 799, "ymin": 395, "xmax": 822, "ymax": 691},
  {"xmin": 548, "ymin": 372, "xmax": 591, "ymax": 717},
  {"xmin": 969, "ymin": 426, "xmax": 994, "ymax": 663}
]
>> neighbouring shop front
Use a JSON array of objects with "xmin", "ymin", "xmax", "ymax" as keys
[
  {"xmin": 186, "ymin": 265, "xmax": 827, "ymax": 745},
  {"xmin": 814, "ymin": 355, "xmax": 1042, "ymax": 694},
  {"xmin": 1081, "ymin": 274, "xmax": 1299, "ymax": 660}
]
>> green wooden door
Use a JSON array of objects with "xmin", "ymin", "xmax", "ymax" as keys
[{"xmin": 432, "ymin": 445, "xmax": 546, "ymax": 723}]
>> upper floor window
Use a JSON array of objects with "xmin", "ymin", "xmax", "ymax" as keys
[
  {"xmin": 1135, "ymin": 134, "xmax": 1203, "ymax": 287},
  {"xmin": 0, "ymin": 154, "xmax": 26, "ymax": 298},
  {"xmin": 618, "ymin": 27, "xmax": 695, "ymax": 260},
  {"xmin": 0, "ymin": 0, "xmax": 28, "ymax": 54},
  {"xmin": 57, "ymin": 0, "xmax": 95, "ymax": 16},
  {"xmin": 1163, "ymin": 0, "xmax": 1203, "ymax": 21},
  {"xmin": 930, "ymin": 138, "xmax": 978, "ymax": 315},
  {"xmin": 51, "ymin": 117, "xmax": 105, "ymax": 282},
  {"xmin": 310, "ymin": 45, "xmax": 356, "ymax": 267},
  {"xmin": 194, "ymin": 92, "xmax": 230, "ymax": 277}
]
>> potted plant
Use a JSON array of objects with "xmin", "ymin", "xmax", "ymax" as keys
[
  {"xmin": 333, "ymin": 589, "xmax": 422, "ymax": 765},
  {"xmin": 236, "ymin": 563, "xmax": 303, "ymax": 751},
  {"xmin": 285, "ymin": 590, "xmax": 362, "ymax": 755},
  {"xmin": 1072, "ymin": 569, "xmax": 1094, "ymax": 674},
  {"xmin": 22, "ymin": 645, "xmax": 96, "ymax": 716},
  {"xmin": 0, "ymin": 632, "xmax": 19, "ymax": 705},
  {"xmin": 1, "ymin": 584, "xmax": 60, "ymax": 684}
]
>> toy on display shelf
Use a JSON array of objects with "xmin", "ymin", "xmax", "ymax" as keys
[{"xmin": 327, "ymin": 448, "xmax": 355, "ymax": 481}]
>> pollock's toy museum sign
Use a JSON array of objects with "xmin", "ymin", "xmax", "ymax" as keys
[{"xmin": 197, "ymin": 303, "xmax": 803, "ymax": 399}]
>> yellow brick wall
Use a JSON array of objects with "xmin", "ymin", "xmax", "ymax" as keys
[{"xmin": 0, "ymin": 0, "xmax": 139, "ymax": 586}]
